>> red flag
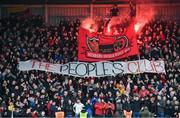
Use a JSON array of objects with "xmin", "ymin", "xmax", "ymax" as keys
[{"xmin": 78, "ymin": 21, "xmax": 139, "ymax": 62}]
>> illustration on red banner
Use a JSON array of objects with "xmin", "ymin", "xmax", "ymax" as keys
[{"xmin": 86, "ymin": 35, "xmax": 130, "ymax": 59}]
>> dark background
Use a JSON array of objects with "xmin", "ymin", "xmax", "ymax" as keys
[{"xmin": 0, "ymin": 0, "xmax": 180, "ymax": 4}]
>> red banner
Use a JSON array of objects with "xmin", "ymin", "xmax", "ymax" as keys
[{"xmin": 78, "ymin": 21, "xmax": 139, "ymax": 62}]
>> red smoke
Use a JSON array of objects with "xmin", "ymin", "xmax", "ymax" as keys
[
  {"xmin": 134, "ymin": 23, "xmax": 141, "ymax": 32},
  {"xmin": 81, "ymin": 17, "xmax": 97, "ymax": 32},
  {"xmin": 134, "ymin": 19, "xmax": 147, "ymax": 33},
  {"xmin": 81, "ymin": 4, "xmax": 155, "ymax": 35},
  {"xmin": 107, "ymin": 17, "xmax": 121, "ymax": 34},
  {"xmin": 105, "ymin": 27, "xmax": 113, "ymax": 35},
  {"xmin": 106, "ymin": 14, "xmax": 130, "ymax": 35},
  {"xmin": 134, "ymin": 5, "xmax": 155, "ymax": 33}
]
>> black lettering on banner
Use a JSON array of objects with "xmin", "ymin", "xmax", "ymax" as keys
[
  {"xmin": 102, "ymin": 62, "xmax": 110, "ymax": 76},
  {"xmin": 75, "ymin": 63, "xmax": 87, "ymax": 76},
  {"xmin": 95, "ymin": 63, "xmax": 104, "ymax": 76},
  {"xmin": 68, "ymin": 63, "xmax": 76, "ymax": 75},
  {"xmin": 60, "ymin": 64, "xmax": 68, "ymax": 72},
  {"xmin": 87, "ymin": 63, "xmax": 96, "ymax": 76},
  {"xmin": 112, "ymin": 62, "xmax": 124, "ymax": 75}
]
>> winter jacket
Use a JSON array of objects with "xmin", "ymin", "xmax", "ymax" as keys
[
  {"xmin": 105, "ymin": 103, "xmax": 115, "ymax": 117},
  {"xmin": 157, "ymin": 100, "xmax": 165, "ymax": 113},
  {"xmin": 64, "ymin": 104, "xmax": 74, "ymax": 116},
  {"xmin": 140, "ymin": 107, "xmax": 154, "ymax": 118},
  {"xmin": 94, "ymin": 102, "xmax": 106, "ymax": 116},
  {"xmin": 84, "ymin": 103, "xmax": 93, "ymax": 115},
  {"xmin": 115, "ymin": 101, "xmax": 123, "ymax": 116},
  {"xmin": 73, "ymin": 103, "xmax": 84, "ymax": 114},
  {"xmin": 123, "ymin": 102, "xmax": 132, "ymax": 112},
  {"xmin": 132, "ymin": 100, "xmax": 141, "ymax": 112}
]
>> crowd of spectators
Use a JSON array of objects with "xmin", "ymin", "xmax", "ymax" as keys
[{"xmin": 0, "ymin": 15, "xmax": 179, "ymax": 118}]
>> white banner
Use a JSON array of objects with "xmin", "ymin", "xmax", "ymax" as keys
[{"xmin": 18, "ymin": 59, "xmax": 166, "ymax": 77}]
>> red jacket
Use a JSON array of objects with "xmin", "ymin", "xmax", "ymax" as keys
[
  {"xmin": 48, "ymin": 38, "xmax": 55, "ymax": 46},
  {"xmin": 105, "ymin": 103, "xmax": 115, "ymax": 115},
  {"xmin": 139, "ymin": 89, "xmax": 149, "ymax": 98},
  {"xmin": 133, "ymin": 88, "xmax": 139, "ymax": 94},
  {"xmin": 94, "ymin": 102, "xmax": 106, "ymax": 116}
]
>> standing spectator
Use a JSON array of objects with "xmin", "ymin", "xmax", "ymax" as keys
[
  {"xmin": 115, "ymin": 92, "xmax": 124, "ymax": 117},
  {"xmin": 129, "ymin": 0, "xmax": 136, "ymax": 17},
  {"xmin": 84, "ymin": 99, "xmax": 93, "ymax": 118},
  {"xmin": 47, "ymin": 100, "xmax": 52, "ymax": 116},
  {"xmin": 63, "ymin": 91, "xmax": 70, "ymax": 107},
  {"xmin": 110, "ymin": 4, "xmax": 119, "ymax": 17},
  {"xmin": 94, "ymin": 99, "xmax": 106, "ymax": 117},
  {"xmin": 132, "ymin": 85, "xmax": 139, "ymax": 95},
  {"xmin": 139, "ymin": 86, "xmax": 149, "ymax": 98},
  {"xmin": 90, "ymin": 91, "xmax": 99, "ymax": 106},
  {"xmin": 123, "ymin": 99, "xmax": 132, "ymax": 118},
  {"xmin": 149, "ymin": 96, "xmax": 157, "ymax": 116},
  {"xmin": 64, "ymin": 99, "xmax": 74, "ymax": 118},
  {"xmin": 165, "ymin": 100, "xmax": 173, "ymax": 117},
  {"xmin": 132, "ymin": 96, "xmax": 141, "ymax": 118},
  {"xmin": 80, "ymin": 108, "xmax": 87, "ymax": 118},
  {"xmin": 50, "ymin": 102, "xmax": 57, "ymax": 117},
  {"xmin": 73, "ymin": 99, "xmax": 84, "ymax": 118},
  {"xmin": 115, "ymin": 81, "xmax": 126, "ymax": 96},
  {"xmin": 157, "ymin": 95, "xmax": 165, "ymax": 118},
  {"xmin": 105, "ymin": 100, "xmax": 115, "ymax": 117},
  {"xmin": 140, "ymin": 106, "xmax": 154, "ymax": 118}
]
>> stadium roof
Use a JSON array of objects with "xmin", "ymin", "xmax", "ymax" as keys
[{"xmin": 0, "ymin": 0, "xmax": 180, "ymax": 5}]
